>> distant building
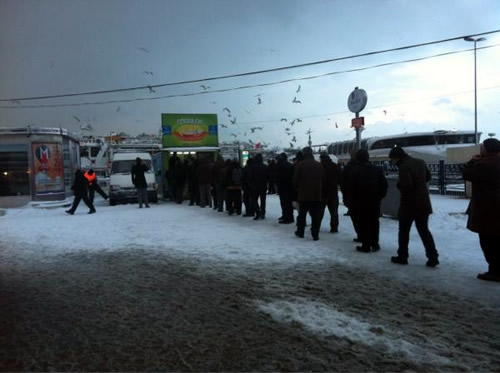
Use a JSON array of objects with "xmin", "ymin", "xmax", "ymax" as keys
[{"xmin": 0, "ymin": 127, "xmax": 80, "ymax": 207}]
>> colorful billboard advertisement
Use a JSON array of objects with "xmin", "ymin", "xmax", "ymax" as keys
[
  {"xmin": 31, "ymin": 143, "xmax": 65, "ymax": 194},
  {"xmin": 162, "ymin": 113, "xmax": 218, "ymax": 147}
]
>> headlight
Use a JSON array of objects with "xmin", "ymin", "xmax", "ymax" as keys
[{"xmin": 110, "ymin": 184, "xmax": 121, "ymax": 191}]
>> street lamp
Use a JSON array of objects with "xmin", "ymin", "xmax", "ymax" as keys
[{"xmin": 464, "ymin": 36, "xmax": 486, "ymax": 145}]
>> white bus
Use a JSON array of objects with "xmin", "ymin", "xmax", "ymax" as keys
[{"xmin": 327, "ymin": 130, "xmax": 479, "ymax": 163}]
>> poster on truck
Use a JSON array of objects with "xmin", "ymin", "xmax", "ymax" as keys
[
  {"xmin": 32, "ymin": 143, "xmax": 65, "ymax": 194},
  {"xmin": 161, "ymin": 113, "xmax": 218, "ymax": 147}
]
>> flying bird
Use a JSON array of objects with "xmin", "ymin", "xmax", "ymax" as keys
[
  {"xmin": 230, "ymin": 133, "xmax": 238, "ymax": 138},
  {"xmin": 289, "ymin": 142, "xmax": 294, "ymax": 148},
  {"xmin": 147, "ymin": 85, "xmax": 156, "ymax": 94},
  {"xmin": 200, "ymin": 85, "xmax": 210, "ymax": 90},
  {"xmin": 143, "ymin": 71, "xmax": 154, "ymax": 76},
  {"xmin": 223, "ymin": 107, "xmax": 231, "ymax": 114},
  {"xmin": 116, "ymin": 106, "xmax": 121, "ymax": 112},
  {"xmin": 335, "ymin": 122, "xmax": 338, "ymax": 128},
  {"xmin": 138, "ymin": 47, "xmax": 150, "ymax": 53},
  {"xmin": 383, "ymin": 110, "xmax": 387, "ymax": 115},
  {"xmin": 220, "ymin": 123, "xmax": 228, "ymax": 128},
  {"xmin": 292, "ymin": 136, "xmax": 297, "ymax": 142},
  {"xmin": 296, "ymin": 118, "xmax": 303, "ymax": 123},
  {"xmin": 72, "ymin": 115, "xmax": 81, "ymax": 122},
  {"xmin": 292, "ymin": 97, "xmax": 302, "ymax": 104},
  {"xmin": 230, "ymin": 117, "xmax": 237, "ymax": 125},
  {"xmin": 257, "ymin": 97, "xmax": 262, "ymax": 105},
  {"xmin": 290, "ymin": 119, "xmax": 296, "ymax": 126},
  {"xmin": 280, "ymin": 118, "xmax": 287, "ymax": 122},
  {"xmin": 250, "ymin": 126, "xmax": 262, "ymax": 133},
  {"xmin": 296, "ymin": 85, "xmax": 301, "ymax": 93}
]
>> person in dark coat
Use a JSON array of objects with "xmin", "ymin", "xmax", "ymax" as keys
[
  {"xmin": 341, "ymin": 149, "xmax": 361, "ymax": 241},
  {"xmin": 212, "ymin": 156, "xmax": 226, "ymax": 212},
  {"xmin": 131, "ymin": 157, "xmax": 150, "ymax": 208},
  {"xmin": 241, "ymin": 158, "xmax": 254, "ymax": 217},
  {"xmin": 348, "ymin": 150, "xmax": 388, "ymax": 252},
  {"xmin": 293, "ymin": 147, "xmax": 325, "ymax": 240},
  {"xmin": 275, "ymin": 153, "xmax": 295, "ymax": 224},
  {"xmin": 463, "ymin": 138, "xmax": 500, "ymax": 282},
  {"xmin": 389, "ymin": 146, "xmax": 439, "ymax": 266},
  {"xmin": 225, "ymin": 160, "xmax": 243, "ymax": 215},
  {"xmin": 84, "ymin": 168, "xmax": 108, "ymax": 204},
  {"xmin": 267, "ymin": 159, "xmax": 277, "ymax": 194},
  {"xmin": 185, "ymin": 156, "xmax": 200, "ymax": 206},
  {"xmin": 172, "ymin": 157, "xmax": 186, "ymax": 204},
  {"xmin": 247, "ymin": 153, "xmax": 270, "ymax": 220},
  {"xmin": 197, "ymin": 159, "xmax": 213, "ymax": 208},
  {"xmin": 319, "ymin": 152, "xmax": 342, "ymax": 233},
  {"xmin": 66, "ymin": 167, "xmax": 96, "ymax": 215}
]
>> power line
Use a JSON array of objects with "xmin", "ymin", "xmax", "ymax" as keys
[
  {"xmin": 1, "ymin": 29, "xmax": 499, "ymax": 103},
  {"xmin": 2, "ymin": 43, "xmax": 499, "ymax": 109}
]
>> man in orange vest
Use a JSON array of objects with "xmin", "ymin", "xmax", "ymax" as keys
[{"xmin": 84, "ymin": 168, "xmax": 108, "ymax": 204}]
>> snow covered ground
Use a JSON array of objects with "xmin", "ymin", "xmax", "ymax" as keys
[{"xmin": 1, "ymin": 194, "xmax": 499, "ymax": 371}]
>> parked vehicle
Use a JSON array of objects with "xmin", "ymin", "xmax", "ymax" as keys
[{"xmin": 108, "ymin": 152, "xmax": 158, "ymax": 206}]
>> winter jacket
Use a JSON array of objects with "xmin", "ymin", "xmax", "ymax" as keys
[
  {"xmin": 396, "ymin": 155, "xmax": 432, "ymax": 218},
  {"xmin": 293, "ymin": 158, "xmax": 325, "ymax": 202},
  {"xmin": 321, "ymin": 158, "xmax": 342, "ymax": 201},
  {"xmin": 275, "ymin": 159, "xmax": 294, "ymax": 194},
  {"xmin": 463, "ymin": 154, "xmax": 500, "ymax": 234},
  {"xmin": 71, "ymin": 169, "xmax": 89, "ymax": 196},
  {"xmin": 131, "ymin": 163, "xmax": 149, "ymax": 188},
  {"xmin": 348, "ymin": 162, "xmax": 388, "ymax": 208},
  {"xmin": 248, "ymin": 158, "xmax": 270, "ymax": 192}
]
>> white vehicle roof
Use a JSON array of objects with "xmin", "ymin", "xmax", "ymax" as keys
[{"xmin": 112, "ymin": 152, "xmax": 152, "ymax": 161}]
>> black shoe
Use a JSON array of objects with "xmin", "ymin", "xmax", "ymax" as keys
[
  {"xmin": 356, "ymin": 246, "xmax": 371, "ymax": 253},
  {"xmin": 477, "ymin": 272, "xmax": 500, "ymax": 282},
  {"xmin": 65, "ymin": 210, "xmax": 74, "ymax": 215},
  {"xmin": 371, "ymin": 244, "xmax": 381, "ymax": 252},
  {"xmin": 313, "ymin": 236, "xmax": 319, "ymax": 241},
  {"xmin": 353, "ymin": 238, "xmax": 362, "ymax": 243},
  {"xmin": 391, "ymin": 256, "xmax": 408, "ymax": 265},
  {"xmin": 261, "ymin": 215, "xmax": 265, "ymax": 219},
  {"xmin": 278, "ymin": 216, "xmax": 284, "ymax": 221},
  {"xmin": 145, "ymin": 205, "xmax": 150, "ymax": 208},
  {"xmin": 426, "ymin": 258, "xmax": 439, "ymax": 267},
  {"xmin": 330, "ymin": 229, "xmax": 338, "ymax": 233},
  {"xmin": 253, "ymin": 215, "xmax": 260, "ymax": 220},
  {"xmin": 279, "ymin": 220, "xmax": 294, "ymax": 224},
  {"xmin": 88, "ymin": 209, "xmax": 96, "ymax": 214},
  {"xmin": 294, "ymin": 231, "xmax": 304, "ymax": 238}
]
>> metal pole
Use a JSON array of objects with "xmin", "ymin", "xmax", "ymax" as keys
[
  {"xmin": 473, "ymin": 40, "xmax": 478, "ymax": 145},
  {"xmin": 355, "ymin": 112, "xmax": 361, "ymax": 150}
]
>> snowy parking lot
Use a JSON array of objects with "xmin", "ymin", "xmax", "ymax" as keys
[{"xmin": 1, "ymin": 194, "xmax": 499, "ymax": 371}]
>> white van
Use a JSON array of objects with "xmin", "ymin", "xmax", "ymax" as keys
[{"xmin": 108, "ymin": 152, "xmax": 158, "ymax": 206}]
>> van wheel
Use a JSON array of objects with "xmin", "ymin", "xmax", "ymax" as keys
[{"xmin": 109, "ymin": 199, "xmax": 117, "ymax": 206}]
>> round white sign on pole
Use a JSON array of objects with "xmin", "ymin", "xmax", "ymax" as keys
[{"xmin": 347, "ymin": 87, "xmax": 368, "ymax": 113}]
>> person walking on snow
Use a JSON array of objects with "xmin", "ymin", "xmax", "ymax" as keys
[
  {"xmin": 388, "ymin": 146, "xmax": 439, "ymax": 267},
  {"xmin": 84, "ymin": 168, "xmax": 108, "ymax": 204},
  {"xmin": 463, "ymin": 138, "xmax": 500, "ymax": 282},
  {"xmin": 66, "ymin": 167, "xmax": 96, "ymax": 215},
  {"xmin": 131, "ymin": 157, "xmax": 150, "ymax": 208}
]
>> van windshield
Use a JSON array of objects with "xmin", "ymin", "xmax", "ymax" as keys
[{"xmin": 111, "ymin": 160, "xmax": 152, "ymax": 174}]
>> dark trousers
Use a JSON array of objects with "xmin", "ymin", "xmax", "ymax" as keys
[
  {"xmin": 398, "ymin": 214, "xmax": 438, "ymax": 260},
  {"xmin": 320, "ymin": 197, "xmax": 339, "ymax": 231},
  {"xmin": 226, "ymin": 189, "xmax": 242, "ymax": 214},
  {"xmin": 279, "ymin": 190, "xmax": 294, "ymax": 222},
  {"xmin": 69, "ymin": 192, "xmax": 95, "ymax": 213},
  {"xmin": 88, "ymin": 183, "xmax": 108, "ymax": 204},
  {"xmin": 479, "ymin": 233, "xmax": 500, "ymax": 274},
  {"xmin": 352, "ymin": 201, "xmax": 381, "ymax": 246},
  {"xmin": 243, "ymin": 188, "xmax": 253, "ymax": 215},
  {"xmin": 188, "ymin": 179, "xmax": 200, "ymax": 205},
  {"xmin": 251, "ymin": 188, "xmax": 267, "ymax": 217},
  {"xmin": 296, "ymin": 201, "xmax": 323, "ymax": 239}
]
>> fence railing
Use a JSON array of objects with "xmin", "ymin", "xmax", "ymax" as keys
[{"xmin": 375, "ymin": 160, "xmax": 467, "ymax": 197}]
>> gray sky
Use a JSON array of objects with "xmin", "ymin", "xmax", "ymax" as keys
[{"xmin": 1, "ymin": 0, "xmax": 499, "ymax": 148}]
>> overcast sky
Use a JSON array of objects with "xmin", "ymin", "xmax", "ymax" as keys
[{"xmin": 0, "ymin": 0, "xmax": 499, "ymax": 148}]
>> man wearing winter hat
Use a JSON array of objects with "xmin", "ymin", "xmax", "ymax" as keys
[
  {"xmin": 463, "ymin": 138, "xmax": 500, "ymax": 282},
  {"xmin": 388, "ymin": 146, "xmax": 439, "ymax": 267}
]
